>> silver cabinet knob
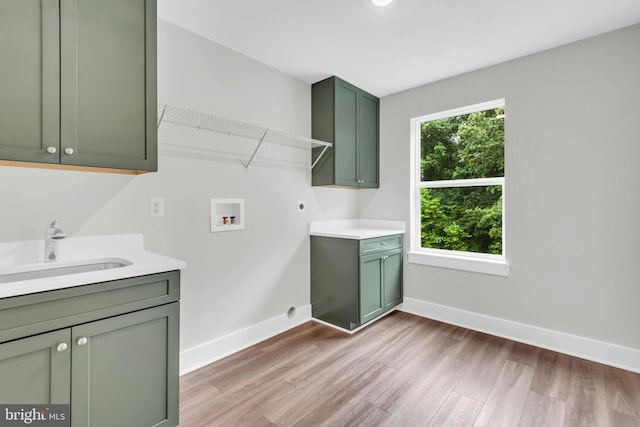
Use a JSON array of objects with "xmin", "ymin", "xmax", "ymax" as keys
[
  {"xmin": 77, "ymin": 337, "xmax": 88, "ymax": 346},
  {"xmin": 64, "ymin": 148, "xmax": 74, "ymax": 155},
  {"xmin": 46, "ymin": 146, "xmax": 57, "ymax": 154},
  {"xmin": 56, "ymin": 342, "xmax": 68, "ymax": 352}
]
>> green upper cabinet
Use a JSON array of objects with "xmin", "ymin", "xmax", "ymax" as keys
[
  {"xmin": 312, "ymin": 76, "xmax": 379, "ymax": 188},
  {"xmin": 0, "ymin": 0, "xmax": 60, "ymax": 165},
  {"xmin": 0, "ymin": 0, "xmax": 157, "ymax": 172},
  {"xmin": 60, "ymin": 0, "xmax": 157, "ymax": 171}
]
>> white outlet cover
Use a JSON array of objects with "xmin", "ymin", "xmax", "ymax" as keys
[{"xmin": 150, "ymin": 198, "xmax": 165, "ymax": 217}]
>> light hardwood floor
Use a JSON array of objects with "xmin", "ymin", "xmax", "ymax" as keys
[{"xmin": 179, "ymin": 311, "xmax": 640, "ymax": 426}]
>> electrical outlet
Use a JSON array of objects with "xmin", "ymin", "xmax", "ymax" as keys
[{"xmin": 150, "ymin": 198, "xmax": 165, "ymax": 217}]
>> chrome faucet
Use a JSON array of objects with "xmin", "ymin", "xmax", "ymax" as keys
[{"xmin": 45, "ymin": 220, "xmax": 66, "ymax": 262}]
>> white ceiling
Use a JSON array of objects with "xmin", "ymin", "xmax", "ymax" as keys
[{"xmin": 157, "ymin": 0, "xmax": 640, "ymax": 97}]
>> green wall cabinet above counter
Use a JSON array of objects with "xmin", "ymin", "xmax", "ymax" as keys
[
  {"xmin": 311, "ymin": 76, "xmax": 379, "ymax": 188},
  {"xmin": 0, "ymin": 0, "xmax": 157, "ymax": 173}
]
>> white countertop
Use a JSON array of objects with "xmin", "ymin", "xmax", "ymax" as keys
[
  {"xmin": 308, "ymin": 219, "xmax": 405, "ymax": 240},
  {"xmin": 0, "ymin": 234, "xmax": 186, "ymax": 299}
]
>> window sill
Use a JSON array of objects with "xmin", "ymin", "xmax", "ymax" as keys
[{"xmin": 407, "ymin": 251, "xmax": 510, "ymax": 277}]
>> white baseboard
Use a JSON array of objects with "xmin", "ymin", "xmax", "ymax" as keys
[
  {"xmin": 312, "ymin": 307, "xmax": 399, "ymax": 335},
  {"xmin": 179, "ymin": 305, "xmax": 312, "ymax": 375},
  {"xmin": 400, "ymin": 297, "xmax": 640, "ymax": 374},
  {"xmin": 180, "ymin": 299, "xmax": 640, "ymax": 375}
]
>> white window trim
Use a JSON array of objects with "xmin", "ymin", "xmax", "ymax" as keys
[{"xmin": 409, "ymin": 99, "xmax": 510, "ymax": 277}]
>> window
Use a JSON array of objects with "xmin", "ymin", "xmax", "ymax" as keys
[{"xmin": 409, "ymin": 99, "xmax": 509, "ymax": 276}]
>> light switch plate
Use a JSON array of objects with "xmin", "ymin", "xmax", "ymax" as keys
[{"xmin": 150, "ymin": 198, "xmax": 165, "ymax": 217}]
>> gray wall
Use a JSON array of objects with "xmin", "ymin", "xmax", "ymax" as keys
[
  {"xmin": 3, "ymin": 18, "xmax": 638, "ymax": 358},
  {"xmin": 0, "ymin": 20, "xmax": 357, "ymax": 352},
  {"xmin": 360, "ymin": 24, "xmax": 640, "ymax": 349}
]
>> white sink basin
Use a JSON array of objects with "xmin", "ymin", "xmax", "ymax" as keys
[{"xmin": 0, "ymin": 258, "xmax": 132, "ymax": 284}]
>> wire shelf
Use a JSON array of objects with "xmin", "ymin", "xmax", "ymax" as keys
[{"xmin": 157, "ymin": 103, "xmax": 331, "ymax": 169}]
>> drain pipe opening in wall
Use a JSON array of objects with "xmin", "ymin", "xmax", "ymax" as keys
[{"xmin": 287, "ymin": 306, "xmax": 296, "ymax": 319}]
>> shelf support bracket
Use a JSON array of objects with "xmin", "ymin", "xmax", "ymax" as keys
[
  {"xmin": 157, "ymin": 104, "xmax": 166, "ymax": 130},
  {"xmin": 311, "ymin": 144, "xmax": 330, "ymax": 171},
  {"xmin": 244, "ymin": 129, "xmax": 268, "ymax": 169}
]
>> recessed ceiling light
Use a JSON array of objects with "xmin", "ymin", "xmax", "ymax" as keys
[{"xmin": 372, "ymin": 0, "xmax": 393, "ymax": 6}]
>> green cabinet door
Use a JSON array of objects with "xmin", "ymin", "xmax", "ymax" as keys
[
  {"xmin": 0, "ymin": 329, "xmax": 70, "ymax": 405},
  {"xmin": 359, "ymin": 252, "xmax": 385, "ymax": 324},
  {"xmin": 357, "ymin": 92, "xmax": 379, "ymax": 188},
  {"xmin": 0, "ymin": 0, "xmax": 60, "ymax": 164},
  {"xmin": 71, "ymin": 302, "xmax": 179, "ymax": 427},
  {"xmin": 312, "ymin": 76, "xmax": 379, "ymax": 188},
  {"xmin": 334, "ymin": 80, "xmax": 359, "ymax": 186},
  {"xmin": 383, "ymin": 248, "xmax": 403, "ymax": 311},
  {"xmin": 359, "ymin": 247, "xmax": 403, "ymax": 325},
  {"xmin": 60, "ymin": 0, "xmax": 157, "ymax": 171}
]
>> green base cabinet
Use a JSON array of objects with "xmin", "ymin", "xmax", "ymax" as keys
[
  {"xmin": 0, "ymin": 271, "xmax": 180, "ymax": 427},
  {"xmin": 0, "ymin": 0, "xmax": 157, "ymax": 172},
  {"xmin": 311, "ymin": 76, "xmax": 379, "ymax": 188},
  {"xmin": 311, "ymin": 235, "xmax": 403, "ymax": 330}
]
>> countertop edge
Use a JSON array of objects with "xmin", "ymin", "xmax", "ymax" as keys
[
  {"xmin": 0, "ymin": 235, "xmax": 186, "ymax": 299},
  {"xmin": 0, "ymin": 259, "xmax": 185, "ymax": 300},
  {"xmin": 308, "ymin": 219, "xmax": 406, "ymax": 240},
  {"xmin": 310, "ymin": 230, "xmax": 405, "ymax": 240}
]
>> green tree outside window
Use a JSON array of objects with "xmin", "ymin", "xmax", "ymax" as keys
[{"xmin": 420, "ymin": 108, "xmax": 504, "ymax": 255}]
